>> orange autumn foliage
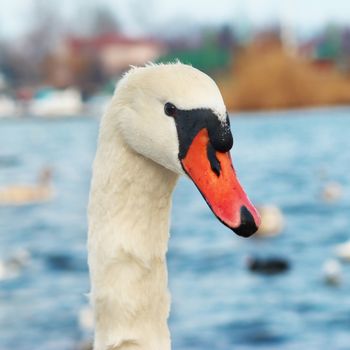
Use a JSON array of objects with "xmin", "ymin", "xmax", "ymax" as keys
[{"xmin": 219, "ymin": 42, "xmax": 350, "ymax": 111}]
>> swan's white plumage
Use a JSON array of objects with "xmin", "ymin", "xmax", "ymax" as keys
[
  {"xmin": 122, "ymin": 62, "xmax": 226, "ymax": 118},
  {"xmin": 88, "ymin": 62, "xmax": 226, "ymax": 350}
]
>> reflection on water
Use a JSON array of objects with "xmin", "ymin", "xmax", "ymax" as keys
[{"xmin": 0, "ymin": 109, "xmax": 350, "ymax": 350}]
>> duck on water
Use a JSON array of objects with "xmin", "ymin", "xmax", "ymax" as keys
[
  {"xmin": 88, "ymin": 63, "xmax": 261, "ymax": 350},
  {"xmin": 0, "ymin": 167, "xmax": 53, "ymax": 206}
]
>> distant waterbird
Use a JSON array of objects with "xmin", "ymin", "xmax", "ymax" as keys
[
  {"xmin": 335, "ymin": 241, "xmax": 350, "ymax": 262},
  {"xmin": 255, "ymin": 204, "xmax": 284, "ymax": 237},
  {"xmin": 246, "ymin": 256, "xmax": 290, "ymax": 275},
  {"xmin": 321, "ymin": 181, "xmax": 343, "ymax": 203},
  {"xmin": 0, "ymin": 167, "xmax": 54, "ymax": 206},
  {"xmin": 0, "ymin": 248, "xmax": 30, "ymax": 280},
  {"xmin": 322, "ymin": 259, "xmax": 342, "ymax": 286}
]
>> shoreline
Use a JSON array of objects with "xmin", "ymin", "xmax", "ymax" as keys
[{"xmin": 1, "ymin": 104, "xmax": 350, "ymax": 121}]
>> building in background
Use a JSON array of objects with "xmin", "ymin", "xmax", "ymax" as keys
[{"xmin": 44, "ymin": 33, "xmax": 165, "ymax": 97}]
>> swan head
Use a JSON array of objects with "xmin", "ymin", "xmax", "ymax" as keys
[{"xmin": 113, "ymin": 63, "xmax": 260, "ymax": 237}]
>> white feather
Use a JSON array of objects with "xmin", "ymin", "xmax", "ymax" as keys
[{"xmin": 88, "ymin": 62, "xmax": 226, "ymax": 350}]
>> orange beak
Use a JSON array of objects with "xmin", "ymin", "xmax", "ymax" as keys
[{"xmin": 180, "ymin": 129, "xmax": 261, "ymax": 237}]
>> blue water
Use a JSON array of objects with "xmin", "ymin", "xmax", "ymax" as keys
[{"xmin": 1, "ymin": 108, "xmax": 350, "ymax": 350}]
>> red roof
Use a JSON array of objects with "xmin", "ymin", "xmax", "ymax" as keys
[{"xmin": 67, "ymin": 33, "xmax": 161, "ymax": 51}]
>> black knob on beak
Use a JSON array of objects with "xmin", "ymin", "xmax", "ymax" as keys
[
  {"xmin": 206, "ymin": 114, "xmax": 233, "ymax": 153},
  {"xmin": 233, "ymin": 206, "xmax": 258, "ymax": 237}
]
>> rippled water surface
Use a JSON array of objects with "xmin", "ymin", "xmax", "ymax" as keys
[{"xmin": 1, "ymin": 109, "xmax": 350, "ymax": 350}]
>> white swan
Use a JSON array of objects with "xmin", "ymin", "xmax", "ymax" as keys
[
  {"xmin": 335, "ymin": 240, "xmax": 350, "ymax": 262},
  {"xmin": 322, "ymin": 259, "xmax": 342, "ymax": 286},
  {"xmin": 255, "ymin": 204, "xmax": 284, "ymax": 237},
  {"xmin": 88, "ymin": 63, "xmax": 261, "ymax": 350},
  {"xmin": 0, "ymin": 167, "xmax": 53, "ymax": 206},
  {"xmin": 321, "ymin": 181, "xmax": 343, "ymax": 203}
]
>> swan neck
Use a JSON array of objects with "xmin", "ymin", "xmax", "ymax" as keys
[{"xmin": 88, "ymin": 125, "xmax": 178, "ymax": 350}]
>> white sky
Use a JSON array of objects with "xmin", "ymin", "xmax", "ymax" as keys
[{"xmin": 1, "ymin": 0, "xmax": 350, "ymax": 39}]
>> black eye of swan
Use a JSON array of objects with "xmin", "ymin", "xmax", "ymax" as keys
[{"xmin": 164, "ymin": 102, "xmax": 177, "ymax": 117}]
